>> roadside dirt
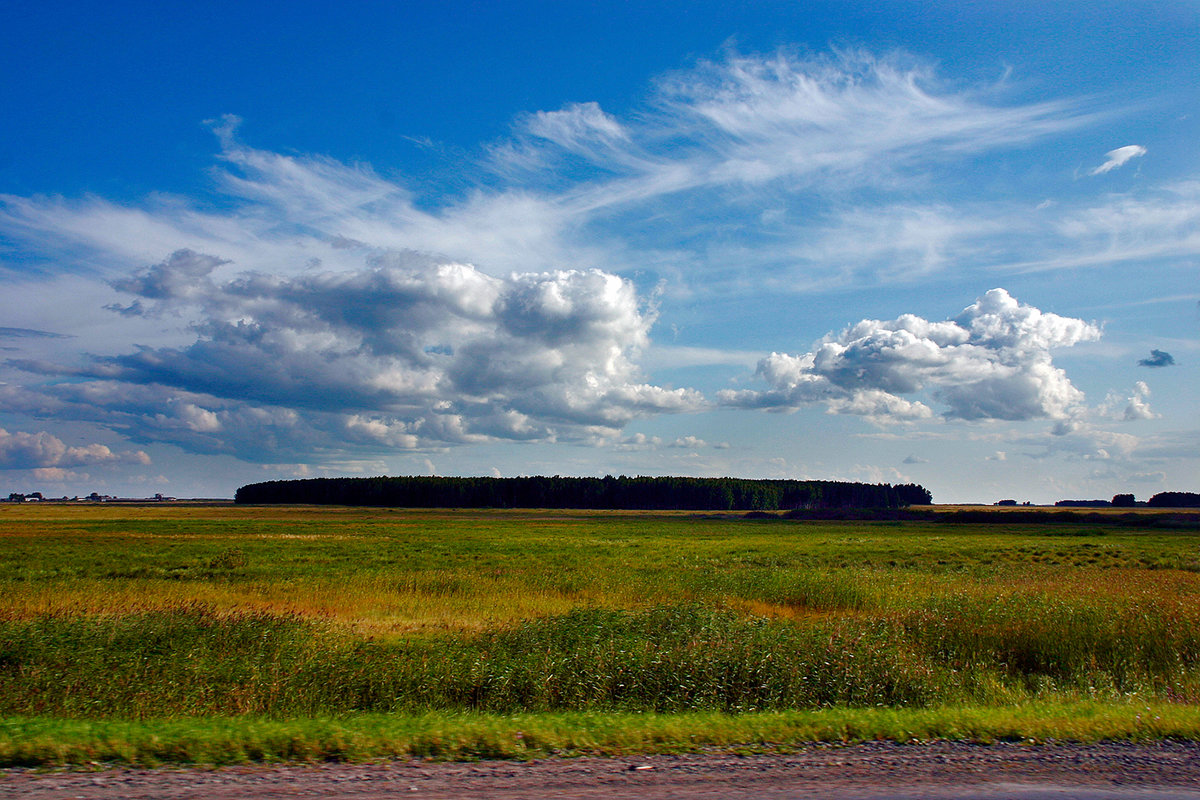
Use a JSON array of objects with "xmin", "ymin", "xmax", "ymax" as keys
[{"xmin": 4, "ymin": 741, "xmax": 1200, "ymax": 799}]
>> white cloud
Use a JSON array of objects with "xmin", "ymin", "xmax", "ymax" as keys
[
  {"xmin": 1046, "ymin": 421, "xmax": 1140, "ymax": 461},
  {"xmin": 1090, "ymin": 144, "xmax": 1146, "ymax": 175},
  {"xmin": 30, "ymin": 467, "xmax": 87, "ymax": 483},
  {"xmin": 0, "ymin": 252, "xmax": 701, "ymax": 462},
  {"xmin": 1045, "ymin": 181, "xmax": 1200, "ymax": 269},
  {"xmin": 0, "ymin": 49, "xmax": 1097, "ymax": 304},
  {"xmin": 1098, "ymin": 381, "xmax": 1158, "ymax": 421},
  {"xmin": 825, "ymin": 390, "xmax": 934, "ymax": 423},
  {"xmin": 719, "ymin": 289, "xmax": 1101, "ymax": 423},
  {"xmin": 0, "ymin": 46, "xmax": 1183, "ymax": 490},
  {"xmin": 669, "ymin": 435, "xmax": 706, "ymax": 449},
  {"xmin": 608, "ymin": 432, "xmax": 663, "ymax": 451},
  {"xmin": 766, "ymin": 180, "xmax": 1200, "ymax": 284},
  {"xmin": 647, "ymin": 50, "xmax": 1085, "ymax": 192},
  {"xmin": 523, "ymin": 102, "xmax": 630, "ymax": 153},
  {"xmin": 0, "ymin": 428, "xmax": 149, "ymax": 470}
]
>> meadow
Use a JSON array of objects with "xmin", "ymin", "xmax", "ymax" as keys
[{"xmin": 1, "ymin": 503, "xmax": 1198, "ymax": 766}]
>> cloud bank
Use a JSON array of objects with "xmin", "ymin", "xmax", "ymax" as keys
[
  {"xmin": 3, "ymin": 250, "xmax": 698, "ymax": 461},
  {"xmin": 719, "ymin": 289, "xmax": 1101, "ymax": 423}
]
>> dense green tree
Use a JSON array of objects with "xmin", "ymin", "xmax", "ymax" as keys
[{"xmin": 235, "ymin": 475, "xmax": 932, "ymax": 510}]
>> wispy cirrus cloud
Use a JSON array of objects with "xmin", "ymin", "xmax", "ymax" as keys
[
  {"xmin": 800, "ymin": 181, "xmax": 1200, "ymax": 282},
  {"xmin": 0, "ymin": 49, "xmax": 1102, "ymax": 299},
  {"xmin": 1090, "ymin": 144, "xmax": 1146, "ymax": 175},
  {"xmin": 3, "ymin": 49, "xmax": 1188, "ymax": 302},
  {"xmin": 0, "ymin": 327, "xmax": 71, "ymax": 340},
  {"xmin": 493, "ymin": 50, "xmax": 1093, "ymax": 219}
]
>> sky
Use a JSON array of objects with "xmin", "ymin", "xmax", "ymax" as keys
[{"xmin": 0, "ymin": 1, "xmax": 1197, "ymax": 503}]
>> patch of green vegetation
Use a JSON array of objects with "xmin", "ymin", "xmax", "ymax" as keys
[
  {"xmin": 2, "ymin": 603, "xmax": 1196, "ymax": 718},
  {"xmin": 1, "ymin": 504, "xmax": 1199, "ymax": 766},
  {"xmin": 3, "ymin": 703, "xmax": 1198, "ymax": 767}
]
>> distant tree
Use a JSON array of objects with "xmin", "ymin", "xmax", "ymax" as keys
[
  {"xmin": 1147, "ymin": 491, "xmax": 1200, "ymax": 508},
  {"xmin": 1111, "ymin": 493, "xmax": 1136, "ymax": 507},
  {"xmin": 996, "ymin": 499, "xmax": 1017, "ymax": 506}
]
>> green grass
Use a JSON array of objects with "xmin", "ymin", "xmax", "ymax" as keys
[
  {"xmin": 1, "ymin": 504, "xmax": 1199, "ymax": 766},
  {"xmin": 4, "ymin": 703, "xmax": 1199, "ymax": 767}
]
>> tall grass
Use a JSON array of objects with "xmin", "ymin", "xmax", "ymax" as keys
[{"xmin": 3, "ymin": 602, "xmax": 1197, "ymax": 718}]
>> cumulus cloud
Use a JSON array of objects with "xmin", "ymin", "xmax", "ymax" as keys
[
  {"xmin": 1098, "ymin": 381, "xmax": 1158, "ymax": 421},
  {"xmin": 902, "ymin": 454, "xmax": 929, "ymax": 464},
  {"xmin": 1090, "ymin": 145, "xmax": 1146, "ymax": 175},
  {"xmin": 608, "ymin": 432, "xmax": 663, "ymax": 451},
  {"xmin": 0, "ymin": 428, "xmax": 149, "ymax": 470},
  {"xmin": 1121, "ymin": 382, "xmax": 1158, "ymax": 421},
  {"xmin": 719, "ymin": 289, "xmax": 1101, "ymax": 423},
  {"xmin": 1138, "ymin": 349, "xmax": 1175, "ymax": 368},
  {"xmin": 0, "ymin": 251, "xmax": 701, "ymax": 461},
  {"xmin": 1045, "ymin": 420, "xmax": 1140, "ymax": 461}
]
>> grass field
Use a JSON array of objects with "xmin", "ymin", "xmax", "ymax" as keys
[{"xmin": 1, "ymin": 503, "xmax": 1198, "ymax": 766}]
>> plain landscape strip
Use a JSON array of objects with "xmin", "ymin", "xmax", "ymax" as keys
[{"xmin": 1, "ymin": 504, "xmax": 1198, "ymax": 768}]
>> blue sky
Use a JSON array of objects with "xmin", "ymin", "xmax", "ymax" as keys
[{"xmin": 1, "ymin": 1, "xmax": 1196, "ymax": 502}]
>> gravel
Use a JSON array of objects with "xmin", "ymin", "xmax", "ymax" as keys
[{"xmin": 4, "ymin": 741, "xmax": 1200, "ymax": 800}]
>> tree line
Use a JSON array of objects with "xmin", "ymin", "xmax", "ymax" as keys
[
  {"xmin": 1055, "ymin": 491, "xmax": 1200, "ymax": 508},
  {"xmin": 235, "ymin": 475, "xmax": 933, "ymax": 510},
  {"xmin": 1147, "ymin": 491, "xmax": 1200, "ymax": 508}
]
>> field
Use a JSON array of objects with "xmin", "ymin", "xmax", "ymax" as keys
[{"xmin": 1, "ymin": 503, "xmax": 1198, "ymax": 766}]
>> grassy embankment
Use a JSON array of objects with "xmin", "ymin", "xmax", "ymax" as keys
[{"xmin": 1, "ymin": 504, "xmax": 1198, "ymax": 766}]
